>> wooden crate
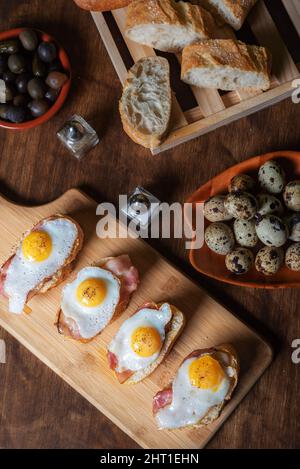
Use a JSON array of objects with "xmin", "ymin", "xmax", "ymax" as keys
[{"xmin": 91, "ymin": 0, "xmax": 300, "ymax": 154}]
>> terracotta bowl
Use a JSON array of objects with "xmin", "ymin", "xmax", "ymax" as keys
[
  {"xmin": 186, "ymin": 150, "xmax": 300, "ymax": 289},
  {"xmin": 0, "ymin": 28, "xmax": 71, "ymax": 130}
]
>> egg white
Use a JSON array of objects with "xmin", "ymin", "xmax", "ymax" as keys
[
  {"xmin": 156, "ymin": 353, "xmax": 232, "ymax": 429},
  {"xmin": 4, "ymin": 218, "xmax": 78, "ymax": 314},
  {"xmin": 109, "ymin": 303, "xmax": 172, "ymax": 372},
  {"xmin": 61, "ymin": 266, "xmax": 120, "ymax": 339}
]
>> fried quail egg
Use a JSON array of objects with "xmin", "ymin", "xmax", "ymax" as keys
[
  {"xmin": 4, "ymin": 218, "xmax": 79, "ymax": 314},
  {"xmin": 257, "ymin": 193, "xmax": 283, "ymax": 217},
  {"xmin": 255, "ymin": 215, "xmax": 288, "ymax": 247},
  {"xmin": 255, "ymin": 246, "xmax": 284, "ymax": 275},
  {"xmin": 224, "ymin": 191, "xmax": 257, "ymax": 220},
  {"xmin": 283, "ymin": 181, "xmax": 300, "ymax": 212},
  {"xmin": 225, "ymin": 248, "xmax": 254, "ymax": 275},
  {"xmin": 205, "ymin": 222, "xmax": 235, "ymax": 255},
  {"xmin": 285, "ymin": 243, "xmax": 300, "ymax": 271},
  {"xmin": 108, "ymin": 303, "xmax": 172, "ymax": 372},
  {"xmin": 204, "ymin": 195, "xmax": 233, "ymax": 222},
  {"xmin": 258, "ymin": 160, "xmax": 285, "ymax": 194},
  {"xmin": 233, "ymin": 219, "xmax": 258, "ymax": 248},
  {"xmin": 60, "ymin": 266, "xmax": 121, "ymax": 339},
  {"xmin": 228, "ymin": 174, "xmax": 255, "ymax": 193}
]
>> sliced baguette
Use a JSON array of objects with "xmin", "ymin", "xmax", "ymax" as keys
[
  {"xmin": 119, "ymin": 56, "xmax": 172, "ymax": 149},
  {"xmin": 153, "ymin": 343, "xmax": 239, "ymax": 429},
  {"xmin": 181, "ymin": 39, "xmax": 271, "ymax": 91},
  {"xmin": 193, "ymin": 0, "xmax": 258, "ymax": 30},
  {"xmin": 125, "ymin": 0, "xmax": 217, "ymax": 53}
]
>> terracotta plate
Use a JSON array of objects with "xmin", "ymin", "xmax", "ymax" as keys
[{"xmin": 186, "ymin": 151, "xmax": 300, "ymax": 289}]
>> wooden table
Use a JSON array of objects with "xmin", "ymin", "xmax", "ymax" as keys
[{"xmin": 0, "ymin": 0, "xmax": 299, "ymax": 449}]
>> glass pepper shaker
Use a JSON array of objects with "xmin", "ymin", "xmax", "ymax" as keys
[{"xmin": 57, "ymin": 114, "xmax": 99, "ymax": 160}]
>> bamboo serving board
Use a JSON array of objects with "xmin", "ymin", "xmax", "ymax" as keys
[
  {"xmin": 91, "ymin": 1, "xmax": 300, "ymax": 154},
  {"xmin": 0, "ymin": 189, "xmax": 273, "ymax": 449}
]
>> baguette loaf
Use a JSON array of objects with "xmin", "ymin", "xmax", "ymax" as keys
[
  {"xmin": 181, "ymin": 39, "xmax": 271, "ymax": 91},
  {"xmin": 125, "ymin": 0, "xmax": 217, "ymax": 53},
  {"xmin": 193, "ymin": 0, "xmax": 258, "ymax": 30},
  {"xmin": 73, "ymin": 0, "xmax": 131, "ymax": 11},
  {"xmin": 119, "ymin": 56, "xmax": 172, "ymax": 149}
]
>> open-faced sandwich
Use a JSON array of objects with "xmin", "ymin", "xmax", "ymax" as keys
[
  {"xmin": 56, "ymin": 255, "xmax": 139, "ymax": 342},
  {"xmin": 153, "ymin": 344, "xmax": 239, "ymax": 429},
  {"xmin": 0, "ymin": 215, "xmax": 83, "ymax": 315},
  {"xmin": 107, "ymin": 301, "xmax": 185, "ymax": 384}
]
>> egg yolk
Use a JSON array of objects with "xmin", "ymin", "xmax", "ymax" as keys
[
  {"xmin": 189, "ymin": 355, "xmax": 225, "ymax": 392},
  {"xmin": 22, "ymin": 231, "xmax": 52, "ymax": 262},
  {"xmin": 131, "ymin": 327, "xmax": 162, "ymax": 357},
  {"xmin": 76, "ymin": 278, "xmax": 107, "ymax": 307}
]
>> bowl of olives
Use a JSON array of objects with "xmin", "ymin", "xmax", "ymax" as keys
[{"xmin": 0, "ymin": 27, "xmax": 71, "ymax": 129}]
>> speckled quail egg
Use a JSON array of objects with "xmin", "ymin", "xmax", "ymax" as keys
[
  {"xmin": 258, "ymin": 160, "xmax": 286, "ymax": 194},
  {"xmin": 257, "ymin": 193, "xmax": 283, "ymax": 217},
  {"xmin": 233, "ymin": 219, "xmax": 258, "ymax": 248},
  {"xmin": 285, "ymin": 243, "xmax": 300, "ymax": 271},
  {"xmin": 228, "ymin": 174, "xmax": 255, "ymax": 193},
  {"xmin": 225, "ymin": 248, "xmax": 254, "ymax": 275},
  {"xmin": 283, "ymin": 181, "xmax": 300, "ymax": 212},
  {"xmin": 204, "ymin": 222, "xmax": 235, "ymax": 255},
  {"xmin": 255, "ymin": 246, "xmax": 284, "ymax": 276},
  {"xmin": 286, "ymin": 213, "xmax": 300, "ymax": 242},
  {"xmin": 224, "ymin": 191, "xmax": 257, "ymax": 220},
  {"xmin": 255, "ymin": 215, "xmax": 288, "ymax": 247},
  {"xmin": 204, "ymin": 195, "xmax": 233, "ymax": 222}
]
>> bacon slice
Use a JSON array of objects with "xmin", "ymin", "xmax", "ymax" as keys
[{"xmin": 153, "ymin": 388, "xmax": 173, "ymax": 414}]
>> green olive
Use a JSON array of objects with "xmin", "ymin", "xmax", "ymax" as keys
[
  {"xmin": 32, "ymin": 53, "xmax": 47, "ymax": 77},
  {"xmin": 0, "ymin": 103, "xmax": 9, "ymax": 119},
  {"xmin": 19, "ymin": 29, "xmax": 38, "ymax": 51},
  {"xmin": 27, "ymin": 77, "xmax": 46, "ymax": 99},
  {"xmin": 8, "ymin": 53, "xmax": 27, "ymax": 74},
  {"xmin": 28, "ymin": 98, "xmax": 49, "ymax": 117},
  {"xmin": 0, "ymin": 39, "xmax": 20, "ymax": 54},
  {"xmin": 45, "ymin": 71, "xmax": 68, "ymax": 90}
]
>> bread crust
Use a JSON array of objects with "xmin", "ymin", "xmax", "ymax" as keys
[
  {"xmin": 181, "ymin": 39, "xmax": 271, "ymax": 91},
  {"xmin": 153, "ymin": 343, "xmax": 239, "ymax": 429},
  {"xmin": 73, "ymin": 0, "xmax": 131, "ymax": 11},
  {"xmin": 195, "ymin": 0, "xmax": 258, "ymax": 30}
]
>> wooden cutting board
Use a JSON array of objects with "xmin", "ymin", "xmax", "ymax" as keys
[{"xmin": 0, "ymin": 189, "xmax": 273, "ymax": 449}]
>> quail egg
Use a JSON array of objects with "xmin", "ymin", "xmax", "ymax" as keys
[
  {"xmin": 285, "ymin": 243, "xmax": 300, "ymax": 271},
  {"xmin": 224, "ymin": 191, "xmax": 257, "ymax": 220},
  {"xmin": 283, "ymin": 180, "xmax": 300, "ymax": 212},
  {"xmin": 255, "ymin": 246, "xmax": 284, "ymax": 276},
  {"xmin": 228, "ymin": 174, "xmax": 255, "ymax": 193},
  {"xmin": 286, "ymin": 213, "xmax": 300, "ymax": 242},
  {"xmin": 255, "ymin": 215, "xmax": 288, "ymax": 247},
  {"xmin": 225, "ymin": 248, "xmax": 254, "ymax": 275},
  {"xmin": 258, "ymin": 160, "xmax": 285, "ymax": 194},
  {"xmin": 204, "ymin": 195, "xmax": 233, "ymax": 222},
  {"xmin": 233, "ymin": 219, "xmax": 258, "ymax": 248},
  {"xmin": 204, "ymin": 222, "xmax": 235, "ymax": 255},
  {"xmin": 257, "ymin": 193, "xmax": 283, "ymax": 217}
]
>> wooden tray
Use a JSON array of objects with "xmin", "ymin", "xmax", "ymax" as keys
[
  {"xmin": 0, "ymin": 189, "xmax": 273, "ymax": 449},
  {"xmin": 91, "ymin": 1, "xmax": 300, "ymax": 154}
]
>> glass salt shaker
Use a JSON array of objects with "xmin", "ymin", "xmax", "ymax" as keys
[{"xmin": 57, "ymin": 115, "xmax": 99, "ymax": 160}]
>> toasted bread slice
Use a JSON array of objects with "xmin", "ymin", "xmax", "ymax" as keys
[
  {"xmin": 56, "ymin": 255, "xmax": 139, "ymax": 342},
  {"xmin": 108, "ymin": 302, "xmax": 186, "ymax": 384},
  {"xmin": 119, "ymin": 56, "xmax": 172, "ymax": 149},
  {"xmin": 153, "ymin": 344, "xmax": 239, "ymax": 429},
  {"xmin": 0, "ymin": 215, "xmax": 83, "ymax": 314},
  {"xmin": 73, "ymin": 0, "xmax": 131, "ymax": 11},
  {"xmin": 125, "ymin": 0, "xmax": 217, "ymax": 53},
  {"xmin": 181, "ymin": 39, "xmax": 271, "ymax": 91},
  {"xmin": 193, "ymin": 0, "xmax": 258, "ymax": 30}
]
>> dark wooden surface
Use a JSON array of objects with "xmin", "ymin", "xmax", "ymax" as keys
[{"xmin": 0, "ymin": 0, "xmax": 300, "ymax": 449}]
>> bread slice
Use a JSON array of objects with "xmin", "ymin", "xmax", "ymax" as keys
[
  {"xmin": 153, "ymin": 343, "xmax": 239, "ymax": 429},
  {"xmin": 181, "ymin": 39, "xmax": 271, "ymax": 91},
  {"xmin": 0, "ymin": 215, "xmax": 84, "ymax": 314},
  {"xmin": 119, "ymin": 56, "xmax": 172, "ymax": 149},
  {"xmin": 73, "ymin": 0, "xmax": 131, "ymax": 11},
  {"xmin": 125, "ymin": 0, "xmax": 217, "ymax": 53},
  {"xmin": 108, "ymin": 302, "xmax": 186, "ymax": 384},
  {"xmin": 193, "ymin": 0, "xmax": 258, "ymax": 30}
]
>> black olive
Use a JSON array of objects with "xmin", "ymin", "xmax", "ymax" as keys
[
  {"xmin": 6, "ymin": 105, "xmax": 27, "ymax": 123},
  {"xmin": 27, "ymin": 77, "xmax": 46, "ymax": 99},
  {"xmin": 45, "ymin": 87, "xmax": 59, "ymax": 103},
  {"xmin": 47, "ymin": 58, "xmax": 63, "ymax": 73},
  {"xmin": 13, "ymin": 94, "xmax": 29, "ymax": 107},
  {"xmin": 0, "ymin": 39, "xmax": 20, "ymax": 54},
  {"xmin": 0, "ymin": 55, "xmax": 7, "ymax": 74},
  {"xmin": 28, "ymin": 98, "xmax": 49, "ymax": 117},
  {"xmin": 0, "ymin": 103, "xmax": 9, "ymax": 119},
  {"xmin": 19, "ymin": 29, "xmax": 38, "ymax": 51},
  {"xmin": 15, "ymin": 72, "xmax": 31, "ymax": 94},
  {"xmin": 45, "ymin": 71, "xmax": 68, "ymax": 90},
  {"xmin": 37, "ymin": 42, "xmax": 57, "ymax": 63},
  {"xmin": 2, "ymin": 69, "xmax": 17, "ymax": 83},
  {"xmin": 8, "ymin": 53, "xmax": 27, "ymax": 74},
  {"xmin": 32, "ymin": 53, "xmax": 47, "ymax": 77}
]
